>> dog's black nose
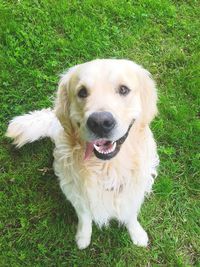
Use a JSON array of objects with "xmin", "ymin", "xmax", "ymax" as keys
[{"xmin": 87, "ymin": 112, "xmax": 116, "ymax": 137}]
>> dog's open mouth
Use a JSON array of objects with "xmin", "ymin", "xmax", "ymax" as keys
[
  {"xmin": 84, "ymin": 120, "xmax": 134, "ymax": 160},
  {"xmin": 84, "ymin": 139, "xmax": 119, "ymax": 160},
  {"xmin": 93, "ymin": 140, "xmax": 116, "ymax": 154}
]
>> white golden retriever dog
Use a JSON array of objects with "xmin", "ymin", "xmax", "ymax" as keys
[{"xmin": 6, "ymin": 59, "xmax": 159, "ymax": 249}]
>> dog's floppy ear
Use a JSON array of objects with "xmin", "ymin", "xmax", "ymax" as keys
[
  {"xmin": 54, "ymin": 65, "xmax": 78, "ymax": 132},
  {"xmin": 137, "ymin": 66, "xmax": 158, "ymax": 125}
]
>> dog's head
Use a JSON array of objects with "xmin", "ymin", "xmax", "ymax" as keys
[{"xmin": 55, "ymin": 59, "xmax": 157, "ymax": 160}]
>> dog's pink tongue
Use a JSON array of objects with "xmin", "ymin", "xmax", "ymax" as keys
[{"xmin": 84, "ymin": 142, "xmax": 94, "ymax": 160}]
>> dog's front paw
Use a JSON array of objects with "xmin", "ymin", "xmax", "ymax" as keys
[
  {"xmin": 131, "ymin": 228, "xmax": 148, "ymax": 247},
  {"xmin": 76, "ymin": 234, "xmax": 91, "ymax": 249},
  {"xmin": 127, "ymin": 221, "xmax": 149, "ymax": 247}
]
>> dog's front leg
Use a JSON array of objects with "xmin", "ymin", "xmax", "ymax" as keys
[
  {"xmin": 75, "ymin": 210, "xmax": 92, "ymax": 250},
  {"xmin": 126, "ymin": 217, "xmax": 148, "ymax": 247},
  {"xmin": 59, "ymin": 183, "xmax": 92, "ymax": 249}
]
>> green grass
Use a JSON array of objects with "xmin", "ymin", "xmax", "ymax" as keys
[{"xmin": 0, "ymin": 0, "xmax": 199, "ymax": 266}]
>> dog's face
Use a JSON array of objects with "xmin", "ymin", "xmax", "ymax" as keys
[{"xmin": 55, "ymin": 59, "xmax": 157, "ymax": 160}]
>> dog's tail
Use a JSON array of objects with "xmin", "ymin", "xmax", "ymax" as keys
[{"xmin": 6, "ymin": 108, "xmax": 62, "ymax": 147}]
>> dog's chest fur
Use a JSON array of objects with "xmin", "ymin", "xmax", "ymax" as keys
[{"xmin": 53, "ymin": 130, "xmax": 156, "ymax": 226}]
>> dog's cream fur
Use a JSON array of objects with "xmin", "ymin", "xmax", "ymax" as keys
[{"xmin": 6, "ymin": 59, "xmax": 159, "ymax": 249}]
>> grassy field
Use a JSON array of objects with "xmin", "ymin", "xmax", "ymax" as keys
[{"xmin": 0, "ymin": 0, "xmax": 199, "ymax": 266}]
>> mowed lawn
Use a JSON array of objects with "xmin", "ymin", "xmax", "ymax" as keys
[{"xmin": 0, "ymin": 0, "xmax": 199, "ymax": 266}]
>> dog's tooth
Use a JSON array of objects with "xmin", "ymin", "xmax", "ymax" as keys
[
  {"xmin": 112, "ymin": 142, "xmax": 116, "ymax": 151},
  {"xmin": 94, "ymin": 144, "xmax": 106, "ymax": 154},
  {"xmin": 94, "ymin": 144, "xmax": 100, "ymax": 152}
]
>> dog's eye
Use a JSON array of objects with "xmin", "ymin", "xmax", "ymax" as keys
[
  {"xmin": 118, "ymin": 85, "xmax": 130, "ymax": 96},
  {"xmin": 78, "ymin": 87, "xmax": 88, "ymax": 98}
]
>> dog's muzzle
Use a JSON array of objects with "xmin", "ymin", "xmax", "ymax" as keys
[{"xmin": 84, "ymin": 119, "xmax": 135, "ymax": 160}]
